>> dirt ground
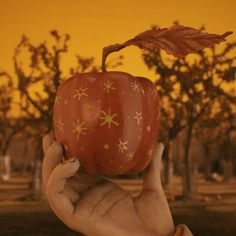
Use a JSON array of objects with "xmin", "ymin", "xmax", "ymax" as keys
[
  {"xmin": 0, "ymin": 200, "xmax": 236, "ymax": 236},
  {"xmin": 1, "ymin": 176, "xmax": 236, "ymax": 236}
]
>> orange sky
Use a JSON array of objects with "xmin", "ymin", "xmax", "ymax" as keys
[{"xmin": 0, "ymin": 0, "xmax": 236, "ymax": 80}]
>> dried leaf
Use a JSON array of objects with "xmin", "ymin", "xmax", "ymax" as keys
[
  {"xmin": 124, "ymin": 25, "xmax": 233, "ymax": 57},
  {"xmin": 102, "ymin": 25, "xmax": 233, "ymax": 71}
]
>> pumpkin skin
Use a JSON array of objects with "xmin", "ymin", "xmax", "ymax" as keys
[{"xmin": 53, "ymin": 71, "xmax": 160, "ymax": 175}]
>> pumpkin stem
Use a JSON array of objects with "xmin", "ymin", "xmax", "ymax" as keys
[{"xmin": 102, "ymin": 43, "xmax": 125, "ymax": 72}]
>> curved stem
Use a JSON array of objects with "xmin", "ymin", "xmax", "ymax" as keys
[{"xmin": 102, "ymin": 43, "xmax": 125, "ymax": 72}]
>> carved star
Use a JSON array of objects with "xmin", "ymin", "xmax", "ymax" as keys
[
  {"xmin": 134, "ymin": 112, "xmax": 143, "ymax": 125},
  {"xmin": 103, "ymin": 80, "xmax": 116, "ymax": 93},
  {"xmin": 157, "ymin": 107, "xmax": 160, "ymax": 120},
  {"xmin": 126, "ymin": 152, "xmax": 134, "ymax": 161},
  {"xmin": 103, "ymin": 144, "xmax": 110, "ymax": 150},
  {"xmin": 100, "ymin": 109, "xmax": 119, "ymax": 129},
  {"xmin": 130, "ymin": 81, "xmax": 140, "ymax": 92},
  {"xmin": 55, "ymin": 95, "xmax": 60, "ymax": 105},
  {"xmin": 146, "ymin": 125, "xmax": 151, "ymax": 132},
  {"xmin": 84, "ymin": 103, "xmax": 92, "ymax": 111},
  {"xmin": 57, "ymin": 118, "xmax": 64, "ymax": 132},
  {"xmin": 147, "ymin": 146, "xmax": 154, "ymax": 157},
  {"xmin": 73, "ymin": 86, "xmax": 88, "ymax": 100},
  {"xmin": 117, "ymin": 139, "xmax": 128, "ymax": 153},
  {"xmin": 72, "ymin": 118, "xmax": 87, "ymax": 139}
]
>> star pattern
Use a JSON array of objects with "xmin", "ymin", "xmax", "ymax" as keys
[
  {"xmin": 130, "ymin": 81, "xmax": 140, "ymax": 92},
  {"xmin": 72, "ymin": 118, "xmax": 87, "ymax": 139},
  {"xmin": 84, "ymin": 103, "xmax": 92, "ymax": 111},
  {"xmin": 157, "ymin": 106, "xmax": 160, "ymax": 120},
  {"xmin": 103, "ymin": 144, "xmax": 109, "ymax": 150},
  {"xmin": 73, "ymin": 86, "xmax": 88, "ymax": 100},
  {"xmin": 103, "ymin": 80, "xmax": 116, "ymax": 93},
  {"xmin": 126, "ymin": 152, "xmax": 134, "ymax": 161},
  {"xmin": 117, "ymin": 139, "xmax": 128, "ymax": 153},
  {"xmin": 55, "ymin": 95, "xmax": 60, "ymax": 105},
  {"xmin": 146, "ymin": 125, "xmax": 151, "ymax": 132},
  {"xmin": 134, "ymin": 112, "xmax": 143, "ymax": 125},
  {"xmin": 147, "ymin": 146, "xmax": 154, "ymax": 157},
  {"xmin": 57, "ymin": 118, "xmax": 64, "ymax": 132},
  {"xmin": 99, "ymin": 109, "xmax": 119, "ymax": 129}
]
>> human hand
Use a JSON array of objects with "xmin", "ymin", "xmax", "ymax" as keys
[{"xmin": 42, "ymin": 132, "xmax": 175, "ymax": 236}]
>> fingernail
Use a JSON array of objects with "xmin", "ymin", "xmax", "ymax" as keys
[
  {"xmin": 69, "ymin": 158, "xmax": 76, "ymax": 163},
  {"xmin": 63, "ymin": 158, "xmax": 79, "ymax": 164}
]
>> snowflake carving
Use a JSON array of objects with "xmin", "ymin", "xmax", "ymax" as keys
[
  {"xmin": 57, "ymin": 118, "xmax": 64, "ymax": 133},
  {"xmin": 146, "ymin": 125, "xmax": 151, "ymax": 132},
  {"xmin": 157, "ymin": 107, "xmax": 160, "ymax": 120},
  {"xmin": 117, "ymin": 139, "xmax": 128, "ymax": 153},
  {"xmin": 126, "ymin": 152, "xmax": 134, "ymax": 161},
  {"xmin": 84, "ymin": 103, "xmax": 92, "ymax": 111},
  {"xmin": 72, "ymin": 118, "xmax": 87, "ymax": 139},
  {"xmin": 134, "ymin": 112, "xmax": 143, "ymax": 125},
  {"xmin": 130, "ymin": 81, "xmax": 140, "ymax": 92},
  {"xmin": 103, "ymin": 144, "xmax": 110, "ymax": 150},
  {"xmin": 73, "ymin": 86, "xmax": 88, "ymax": 100},
  {"xmin": 147, "ymin": 146, "xmax": 154, "ymax": 157},
  {"xmin": 100, "ymin": 109, "xmax": 119, "ymax": 129},
  {"xmin": 55, "ymin": 95, "xmax": 60, "ymax": 105},
  {"xmin": 103, "ymin": 80, "xmax": 116, "ymax": 93}
]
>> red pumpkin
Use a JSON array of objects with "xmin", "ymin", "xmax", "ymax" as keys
[
  {"xmin": 53, "ymin": 25, "xmax": 231, "ymax": 175},
  {"xmin": 53, "ymin": 71, "xmax": 160, "ymax": 175}
]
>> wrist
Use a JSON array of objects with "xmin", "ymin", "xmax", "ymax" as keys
[
  {"xmin": 129, "ymin": 228, "xmax": 174, "ymax": 236},
  {"xmin": 145, "ymin": 228, "xmax": 176, "ymax": 236}
]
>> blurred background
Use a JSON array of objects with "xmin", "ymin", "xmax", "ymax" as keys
[{"xmin": 0, "ymin": 0, "xmax": 236, "ymax": 235}]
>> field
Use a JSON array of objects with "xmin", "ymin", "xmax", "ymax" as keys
[{"xmin": 1, "ymin": 175, "xmax": 236, "ymax": 236}]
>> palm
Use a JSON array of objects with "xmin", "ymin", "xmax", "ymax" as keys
[
  {"xmin": 134, "ymin": 189, "xmax": 174, "ymax": 235},
  {"xmin": 42, "ymin": 133, "xmax": 174, "ymax": 236},
  {"xmin": 63, "ymin": 176, "xmax": 142, "ymax": 235}
]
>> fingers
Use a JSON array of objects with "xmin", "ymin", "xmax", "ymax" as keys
[
  {"xmin": 142, "ymin": 143, "xmax": 164, "ymax": 191},
  {"xmin": 48, "ymin": 159, "xmax": 80, "ymax": 194},
  {"xmin": 42, "ymin": 141, "xmax": 63, "ymax": 190},
  {"xmin": 42, "ymin": 132, "xmax": 55, "ymax": 155},
  {"xmin": 64, "ymin": 183, "xmax": 80, "ymax": 204},
  {"xmin": 46, "ymin": 159, "xmax": 80, "ymax": 224},
  {"xmin": 73, "ymin": 173, "xmax": 105, "ymax": 191}
]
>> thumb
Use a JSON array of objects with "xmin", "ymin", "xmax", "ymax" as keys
[
  {"xmin": 46, "ymin": 159, "xmax": 80, "ymax": 224},
  {"xmin": 142, "ymin": 143, "xmax": 164, "ymax": 191}
]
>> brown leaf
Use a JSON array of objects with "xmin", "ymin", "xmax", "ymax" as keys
[{"xmin": 124, "ymin": 25, "xmax": 233, "ymax": 57}]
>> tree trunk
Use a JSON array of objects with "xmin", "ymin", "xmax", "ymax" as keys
[
  {"xmin": 21, "ymin": 137, "xmax": 29, "ymax": 175},
  {"xmin": 1, "ymin": 155, "xmax": 11, "ymax": 180},
  {"xmin": 163, "ymin": 142, "xmax": 174, "ymax": 191},
  {"xmin": 163, "ymin": 143, "xmax": 170, "ymax": 186},
  {"xmin": 182, "ymin": 121, "xmax": 194, "ymax": 197},
  {"xmin": 32, "ymin": 159, "xmax": 42, "ymax": 200},
  {"xmin": 222, "ymin": 159, "xmax": 234, "ymax": 181},
  {"xmin": 0, "ymin": 155, "xmax": 4, "ymax": 178},
  {"xmin": 204, "ymin": 144, "xmax": 212, "ymax": 181},
  {"xmin": 32, "ymin": 139, "xmax": 43, "ymax": 200}
]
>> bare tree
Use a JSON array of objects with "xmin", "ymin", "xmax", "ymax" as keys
[
  {"xmin": 0, "ymin": 71, "xmax": 25, "ymax": 179},
  {"xmin": 11, "ymin": 30, "xmax": 122, "ymax": 198},
  {"xmin": 143, "ymin": 24, "xmax": 236, "ymax": 196},
  {"xmin": 11, "ymin": 31, "xmax": 98, "ymax": 198},
  {"xmin": 0, "ymin": 72, "xmax": 25, "ymax": 157}
]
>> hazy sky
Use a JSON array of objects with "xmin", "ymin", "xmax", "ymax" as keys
[{"xmin": 0, "ymin": 0, "xmax": 236, "ymax": 80}]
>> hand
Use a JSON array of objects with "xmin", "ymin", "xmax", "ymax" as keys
[{"xmin": 42, "ymin": 132, "xmax": 175, "ymax": 236}]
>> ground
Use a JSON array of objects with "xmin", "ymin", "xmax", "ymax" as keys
[{"xmin": 1, "ymin": 175, "xmax": 236, "ymax": 236}]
